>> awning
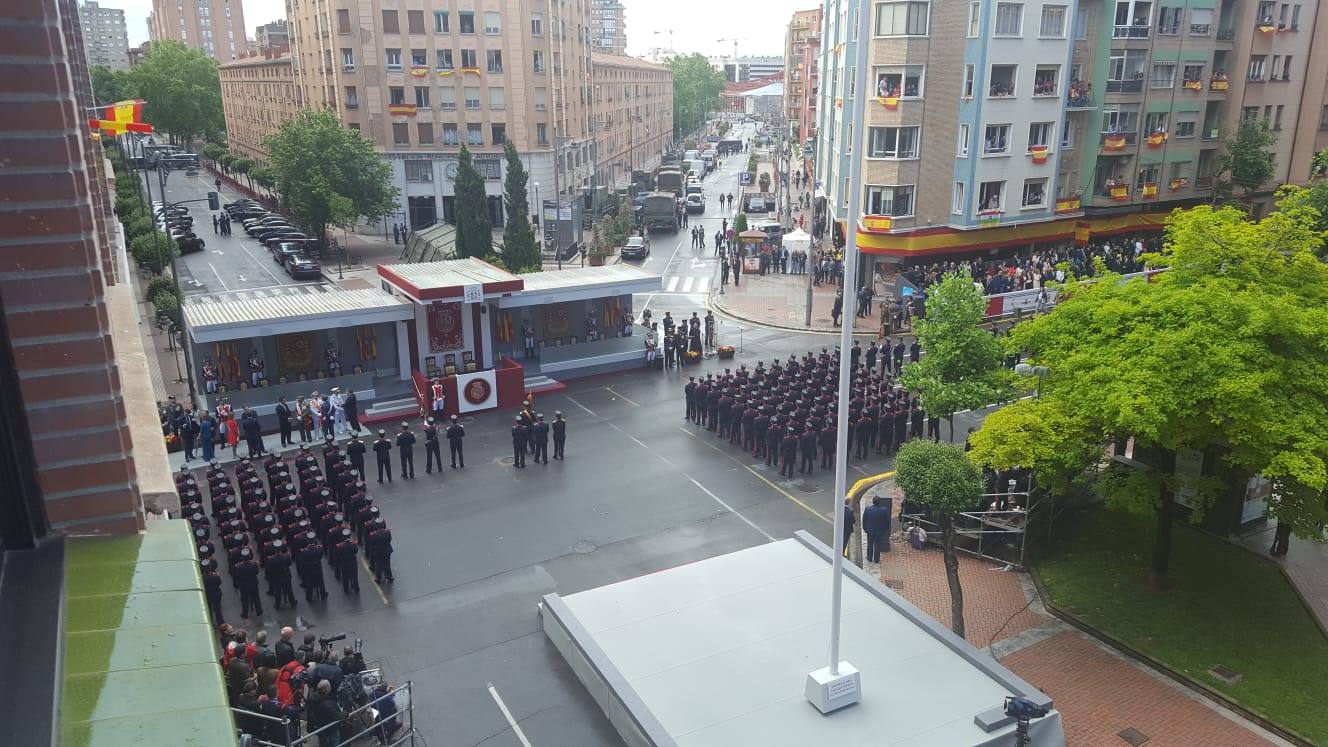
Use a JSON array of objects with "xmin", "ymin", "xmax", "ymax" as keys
[
  {"xmin": 378, "ymin": 257, "xmax": 523, "ymax": 302},
  {"xmin": 497, "ymin": 264, "xmax": 661, "ymax": 308},
  {"xmin": 858, "ymin": 212, "xmax": 1167, "ymax": 259},
  {"xmin": 184, "ymin": 288, "xmax": 413, "ymax": 343}
]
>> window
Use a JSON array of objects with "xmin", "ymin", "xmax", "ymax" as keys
[
  {"xmin": 1321, "ymin": 105, "xmax": 1328, "ymax": 131},
  {"xmin": 442, "ymin": 123, "xmax": 459, "ymax": 145},
  {"xmin": 341, "ymin": 48, "xmax": 355, "ymax": 70},
  {"xmin": 536, "ymin": 123, "xmax": 548, "ymax": 144},
  {"xmin": 434, "ymin": 11, "xmax": 450, "ymax": 33},
  {"xmin": 417, "ymin": 122, "xmax": 433, "ymax": 143},
  {"xmin": 534, "ymin": 87, "xmax": 548, "ymax": 110},
  {"xmin": 466, "ymin": 123, "xmax": 483, "ymax": 145},
  {"xmin": 1292, "ymin": 4, "xmax": 1302, "ymax": 28},
  {"xmin": 1182, "ymin": 63, "xmax": 1204, "ymax": 84},
  {"xmin": 464, "ymin": 86, "xmax": 480, "ymax": 109},
  {"xmin": 533, "ymin": 50, "xmax": 545, "ymax": 73},
  {"xmin": 1242, "ymin": 106, "xmax": 1259, "ymax": 121},
  {"xmin": 1248, "ymin": 55, "xmax": 1265, "ymax": 81},
  {"xmin": 1060, "ymin": 118, "xmax": 1076, "ymax": 148},
  {"xmin": 990, "ymin": 64, "xmax": 1016, "ymax": 97},
  {"xmin": 875, "ymin": 1, "xmax": 929, "ymax": 36},
  {"xmin": 1151, "ymin": 62, "xmax": 1175, "ymax": 88},
  {"xmin": 1102, "ymin": 106, "xmax": 1140, "ymax": 133},
  {"xmin": 953, "ymin": 182, "xmax": 966, "ymax": 213},
  {"xmin": 411, "ymin": 49, "xmax": 427, "ymax": 67},
  {"xmin": 964, "ymin": 64, "xmax": 975, "ymax": 97},
  {"xmin": 957, "ymin": 123, "xmax": 970, "ymax": 156},
  {"xmin": 459, "ymin": 11, "xmax": 475, "ymax": 33},
  {"xmin": 1156, "ymin": 6, "xmax": 1180, "ymax": 33},
  {"xmin": 486, "ymin": 49, "xmax": 503, "ymax": 73},
  {"xmin": 1144, "ymin": 112, "xmax": 1168, "ymax": 134},
  {"xmin": 336, "ymin": 8, "xmax": 351, "ymax": 33},
  {"xmin": 984, "ymin": 124, "xmax": 1011, "ymax": 154},
  {"xmin": 408, "ymin": 10, "xmax": 425, "ymax": 34},
  {"xmin": 406, "ymin": 161, "xmax": 433, "ymax": 182},
  {"xmin": 392, "ymin": 122, "xmax": 409, "ymax": 145},
  {"xmin": 382, "ymin": 10, "xmax": 399, "ymax": 33},
  {"xmin": 1257, "ymin": 0, "xmax": 1275, "ymax": 23},
  {"xmin": 344, "ymin": 86, "xmax": 358, "ymax": 108},
  {"xmin": 1028, "ymin": 121, "xmax": 1052, "ymax": 149},
  {"xmin": 531, "ymin": 13, "xmax": 543, "ymax": 36},
  {"xmin": 489, "ymin": 86, "xmax": 505, "ymax": 109},
  {"xmin": 492, "ymin": 123, "xmax": 507, "ymax": 145},
  {"xmin": 1280, "ymin": 56, "xmax": 1292, "ymax": 81},
  {"xmin": 969, "ymin": 2, "xmax": 981, "ymax": 36},
  {"xmin": 437, "ymin": 49, "xmax": 453, "ymax": 69},
  {"xmin": 1022, "ymin": 178, "xmax": 1048, "ymax": 207},
  {"xmin": 1033, "ymin": 65, "xmax": 1059, "ymax": 95},
  {"xmin": 865, "ymin": 185, "xmax": 915, "ymax": 216},
  {"xmin": 386, "ymin": 49, "xmax": 402, "ymax": 70},
  {"xmin": 1279, "ymin": 2, "xmax": 1289, "ymax": 25},
  {"xmin": 484, "ymin": 11, "xmax": 500, "ymax": 34},
  {"xmin": 1175, "ymin": 118, "xmax": 1196, "ymax": 137},
  {"xmin": 1189, "ymin": 7, "xmax": 1212, "ymax": 34},
  {"xmin": 978, "ymin": 181, "xmax": 1006, "ymax": 211},
  {"xmin": 414, "ymin": 86, "xmax": 430, "ymax": 108},
  {"xmin": 1040, "ymin": 4, "xmax": 1067, "ymax": 36},
  {"xmin": 461, "ymin": 49, "xmax": 477, "ymax": 69},
  {"xmin": 389, "ymin": 86, "xmax": 405, "ymax": 106},
  {"xmin": 1136, "ymin": 165, "xmax": 1159, "ymax": 189},
  {"xmin": 994, "ymin": 2, "xmax": 1023, "ymax": 35},
  {"xmin": 867, "ymin": 126, "xmax": 920, "ymax": 158},
  {"xmin": 439, "ymin": 85, "xmax": 456, "ymax": 110},
  {"xmin": 1169, "ymin": 161, "xmax": 1189, "ymax": 181},
  {"xmin": 1274, "ymin": 104, "xmax": 1284, "ymax": 130},
  {"xmin": 1114, "ymin": 0, "xmax": 1153, "ymax": 36},
  {"xmin": 874, "ymin": 65, "xmax": 924, "ymax": 97}
]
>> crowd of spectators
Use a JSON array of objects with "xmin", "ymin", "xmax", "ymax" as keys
[{"xmin": 901, "ymin": 237, "xmax": 1160, "ymax": 296}]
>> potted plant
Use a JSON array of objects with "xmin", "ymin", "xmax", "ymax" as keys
[
  {"xmin": 588, "ymin": 249, "xmax": 607, "ymax": 266},
  {"xmin": 717, "ymin": 345, "xmax": 736, "ymax": 359}
]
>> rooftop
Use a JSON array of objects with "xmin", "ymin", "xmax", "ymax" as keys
[
  {"xmin": 378, "ymin": 257, "xmax": 524, "ymax": 302},
  {"xmin": 498, "ymin": 264, "xmax": 661, "ymax": 307},
  {"xmin": 183, "ymin": 287, "xmax": 413, "ymax": 342}
]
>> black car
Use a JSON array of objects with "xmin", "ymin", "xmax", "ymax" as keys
[
  {"xmin": 177, "ymin": 236, "xmax": 206, "ymax": 255},
  {"xmin": 262, "ymin": 232, "xmax": 307, "ymax": 248},
  {"xmin": 284, "ymin": 254, "xmax": 321, "ymax": 280},
  {"xmin": 257, "ymin": 228, "xmax": 302, "ymax": 244},
  {"xmin": 247, "ymin": 222, "xmax": 292, "ymax": 237},
  {"xmin": 271, "ymin": 241, "xmax": 307, "ymax": 265}
]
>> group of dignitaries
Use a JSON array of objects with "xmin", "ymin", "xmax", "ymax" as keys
[
  {"xmin": 176, "ymin": 438, "xmax": 399, "ymax": 624},
  {"xmin": 682, "ymin": 340, "xmax": 941, "ymax": 478}
]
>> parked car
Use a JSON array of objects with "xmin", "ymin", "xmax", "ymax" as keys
[
  {"xmin": 285, "ymin": 254, "xmax": 322, "ymax": 280},
  {"xmin": 621, "ymin": 235, "xmax": 651, "ymax": 260},
  {"xmin": 258, "ymin": 229, "xmax": 303, "ymax": 245},
  {"xmin": 264, "ymin": 233, "xmax": 312, "ymax": 250},
  {"xmin": 177, "ymin": 236, "xmax": 206, "ymax": 255},
  {"xmin": 247, "ymin": 221, "xmax": 291, "ymax": 237},
  {"xmin": 685, "ymin": 194, "xmax": 705, "ymax": 214},
  {"xmin": 271, "ymin": 241, "xmax": 308, "ymax": 265}
]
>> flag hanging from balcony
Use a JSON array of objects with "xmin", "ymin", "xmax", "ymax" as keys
[
  {"xmin": 1141, "ymin": 183, "xmax": 1159, "ymax": 198},
  {"xmin": 878, "ymin": 96, "xmax": 899, "ymax": 110},
  {"xmin": 87, "ymin": 99, "xmax": 153, "ymax": 136},
  {"xmin": 410, "ymin": 66, "xmax": 430, "ymax": 77},
  {"xmin": 1110, "ymin": 185, "xmax": 1130, "ymax": 200},
  {"xmin": 1103, "ymin": 135, "xmax": 1127, "ymax": 151},
  {"xmin": 388, "ymin": 104, "xmax": 418, "ymax": 116},
  {"xmin": 1169, "ymin": 177, "xmax": 1188, "ymax": 191},
  {"xmin": 437, "ymin": 69, "xmax": 454, "ymax": 76},
  {"xmin": 1029, "ymin": 145, "xmax": 1049, "ymax": 164},
  {"xmin": 1146, "ymin": 132, "xmax": 1167, "ymax": 148},
  {"xmin": 978, "ymin": 209, "xmax": 1002, "ymax": 227},
  {"xmin": 1258, "ymin": 23, "xmax": 1276, "ymax": 33}
]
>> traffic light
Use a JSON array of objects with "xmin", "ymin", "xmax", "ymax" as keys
[{"xmin": 207, "ymin": 191, "xmax": 220, "ymax": 210}]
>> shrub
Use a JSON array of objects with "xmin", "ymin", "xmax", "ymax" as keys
[
  {"xmin": 146, "ymin": 275, "xmax": 176, "ymax": 302},
  {"xmin": 125, "ymin": 215, "xmax": 155, "ymax": 241}
]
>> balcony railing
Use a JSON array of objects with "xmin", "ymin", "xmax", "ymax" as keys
[
  {"xmin": 1202, "ymin": 127, "xmax": 1221, "ymax": 141},
  {"xmin": 1106, "ymin": 78, "xmax": 1144, "ymax": 93},
  {"xmin": 1195, "ymin": 175, "xmax": 1214, "ymax": 189},
  {"xmin": 1113, "ymin": 24, "xmax": 1150, "ymax": 38},
  {"xmin": 1216, "ymin": 27, "xmax": 1235, "ymax": 40},
  {"xmin": 1100, "ymin": 131, "xmax": 1138, "ymax": 150}
]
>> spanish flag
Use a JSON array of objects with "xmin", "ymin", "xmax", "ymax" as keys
[
  {"xmin": 496, "ymin": 313, "xmax": 514, "ymax": 343},
  {"xmin": 87, "ymin": 99, "xmax": 153, "ymax": 135}
]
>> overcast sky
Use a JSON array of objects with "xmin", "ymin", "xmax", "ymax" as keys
[{"xmin": 111, "ymin": 0, "xmax": 802, "ymax": 58}]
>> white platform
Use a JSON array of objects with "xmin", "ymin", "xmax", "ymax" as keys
[{"xmin": 541, "ymin": 532, "xmax": 1064, "ymax": 747}]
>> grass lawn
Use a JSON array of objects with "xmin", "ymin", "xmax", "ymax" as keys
[{"xmin": 1036, "ymin": 508, "xmax": 1328, "ymax": 744}]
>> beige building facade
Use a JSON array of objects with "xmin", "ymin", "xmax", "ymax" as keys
[
  {"xmin": 218, "ymin": 52, "xmax": 304, "ymax": 167},
  {"xmin": 591, "ymin": 0, "xmax": 627, "ymax": 55},
  {"xmin": 591, "ymin": 52, "xmax": 673, "ymax": 190},
  {"xmin": 784, "ymin": 7, "xmax": 821, "ymax": 144},
  {"xmin": 286, "ymin": 0, "xmax": 594, "ymax": 229},
  {"xmin": 148, "ymin": 0, "xmax": 247, "ymax": 62}
]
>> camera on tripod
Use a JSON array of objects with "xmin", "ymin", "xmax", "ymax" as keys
[
  {"xmin": 318, "ymin": 633, "xmax": 346, "ymax": 651},
  {"xmin": 1004, "ymin": 696, "xmax": 1049, "ymax": 721}
]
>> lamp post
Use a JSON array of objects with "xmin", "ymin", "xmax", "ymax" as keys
[{"xmin": 1014, "ymin": 363, "xmax": 1050, "ymax": 398}]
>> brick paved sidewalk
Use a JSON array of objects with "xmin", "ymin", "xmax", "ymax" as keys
[{"xmin": 858, "ymin": 480, "xmax": 1288, "ymax": 746}]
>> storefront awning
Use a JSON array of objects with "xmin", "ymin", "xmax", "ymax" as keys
[
  {"xmin": 378, "ymin": 257, "xmax": 524, "ymax": 302},
  {"xmin": 497, "ymin": 264, "xmax": 660, "ymax": 308},
  {"xmin": 858, "ymin": 212, "xmax": 1167, "ymax": 259},
  {"xmin": 183, "ymin": 288, "xmax": 414, "ymax": 343}
]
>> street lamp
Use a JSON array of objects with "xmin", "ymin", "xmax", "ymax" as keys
[{"xmin": 1015, "ymin": 363, "xmax": 1050, "ymax": 398}]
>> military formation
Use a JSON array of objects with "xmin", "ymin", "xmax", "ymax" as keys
[
  {"xmin": 509, "ymin": 399, "xmax": 568, "ymax": 468},
  {"xmin": 682, "ymin": 340, "xmax": 940, "ymax": 478},
  {"xmin": 364, "ymin": 415, "xmax": 467, "ymax": 483}
]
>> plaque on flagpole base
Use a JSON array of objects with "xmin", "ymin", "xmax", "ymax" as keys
[{"xmin": 805, "ymin": 662, "xmax": 861, "ymax": 714}]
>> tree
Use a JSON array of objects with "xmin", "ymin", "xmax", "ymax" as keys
[
  {"xmin": 452, "ymin": 145, "xmax": 493, "ymax": 259},
  {"xmin": 666, "ymin": 54, "xmax": 726, "ymax": 138},
  {"xmin": 599, "ymin": 198, "xmax": 633, "ymax": 249},
  {"xmin": 251, "ymin": 166, "xmax": 276, "ymax": 195},
  {"xmin": 969, "ymin": 203, "xmax": 1328, "ymax": 586},
  {"xmin": 1217, "ymin": 116, "xmax": 1278, "ymax": 197},
  {"xmin": 500, "ymin": 139, "xmax": 539, "ymax": 271},
  {"xmin": 201, "ymin": 142, "xmax": 228, "ymax": 167},
  {"xmin": 128, "ymin": 41, "xmax": 225, "ymax": 143},
  {"xmin": 232, "ymin": 158, "xmax": 254, "ymax": 190},
  {"xmin": 90, "ymin": 65, "xmax": 131, "ymax": 106},
  {"xmin": 893, "ymin": 441, "xmax": 984, "ymax": 638},
  {"xmin": 758, "ymin": 171, "xmax": 771, "ymax": 192},
  {"xmin": 899, "ymin": 273, "xmax": 1013, "ymax": 441},
  {"xmin": 130, "ymin": 230, "xmax": 176, "ymax": 274},
  {"xmin": 733, "ymin": 212, "xmax": 748, "ymax": 233},
  {"xmin": 1275, "ymin": 182, "xmax": 1328, "ymax": 243},
  {"xmin": 266, "ymin": 109, "xmax": 397, "ymax": 250}
]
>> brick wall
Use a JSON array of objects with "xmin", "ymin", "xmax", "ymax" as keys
[{"xmin": 0, "ymin": 0, "xmax": 145, "ymax": 534}]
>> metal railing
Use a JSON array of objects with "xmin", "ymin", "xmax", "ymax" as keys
[
  {"xmin": 899, "ymin": 489, "xmax": 1037, "ymax": 569},
  {"xmin": 1112, "ymin": 24, "xmax": 1150, "ymax": 38},
  {"xmin": 232, "ymin": 679, "xmax": 417, "ymax": 747},
  {"xmin": 1105, "ymin": 78, "xmax": 1144, "ymax": 93}
]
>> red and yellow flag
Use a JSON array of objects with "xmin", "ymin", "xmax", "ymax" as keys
[{"xmin": 87, "ymin": 99, "xmax": 153, "ymax": 135}]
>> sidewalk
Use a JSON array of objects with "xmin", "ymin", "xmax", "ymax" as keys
[
  {"xmin": 712, "ymin": 272, "xmax": 882, "ymax": 333},
  {"xmin": 859, "ymin": 480, "xmax": 1289, "ymax": 746}
]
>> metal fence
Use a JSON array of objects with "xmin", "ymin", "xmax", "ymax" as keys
[{"xmin": 232, "ymin": 679, "xmax": 417, "ymax": 747}]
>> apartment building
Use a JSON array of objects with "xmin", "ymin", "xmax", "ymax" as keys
[
  {"xmin": 785, "ymin": 7, "xmax": 823, "ymax": 146},
  {"xmin": 723, "ymin": 55, "xmax": 786, "ymax": 84},
  {"xmin": 815, "ymin": 0, "xmax": 1328, "ymax": 266},
  {"xmin": 287, "ymin": 0, "xmax": 595, "ymax": 230},
  {"xmin": 148, "ymin": 0, "xmax": 247, "ymax": 62},
  {"xmin": 218, "ymin": 52, "xmax": 304, "ymax": 167},
  {"xmin": 79, "ymin": 1, "xmax": 130, "ymax": 71},
  {"xmin": 592, "ymin": 52, "xmax": 674, "ymax": 189},
  {"xmin": 255, "ymin": 19, "xmax": 290, "ymax": 52},
  {"xmin": 127, "ymin": 40, "xmax": 152, "ymax": 67},
  {"xmin": 591, "ymin": 0, "xmax": 628, "ymax": 55}
]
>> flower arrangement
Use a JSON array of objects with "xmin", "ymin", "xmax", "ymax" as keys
[{"xmin": 717, "ymin": 345, "xmax": 736, "ymax": 359}]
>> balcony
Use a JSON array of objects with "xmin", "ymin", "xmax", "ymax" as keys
[
  {"xmin": 1216, "ymin": 27, "xmax": 1235, "ymax": 40},
  {"xmin": 1100, "ymin": 131, "xmax": 1138, "ymax": 150},
  {"xmin": 1106, "ymin": 78, "xmax": 1144, "ymax": 94},
  {"xmin": 1209, "ymin": 76, "xmax": 1229, "ymax": 92},
  {"xmin": 1202, "ymin": 127, "xmax": 1221, "ymax": 141},
  {"xmin": 1195, "ymin": 175, "xmax": 1214, "ymax": 189},
  {"xmin": 1113, "ymin": 25, "xmax": 1150, "ymax": 38},
  {"xmin": 1066, "ymin": 80, "xmax": 1093, "ymax": 109}
]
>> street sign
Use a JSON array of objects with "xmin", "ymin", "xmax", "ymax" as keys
[{"xmin": 740, "ymin": 172, "xmax": 752, "ymax": 186}]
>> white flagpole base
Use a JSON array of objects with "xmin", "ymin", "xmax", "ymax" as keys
[{"xmin": 804, "ymin": 662, "xmax": 861, "ymax": 714}]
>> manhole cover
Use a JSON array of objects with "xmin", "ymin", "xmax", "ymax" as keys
[
  {"xmin": 792, "ymin": 481, "xmax": 823, "ymax": 494},
  {"xmin": 1117, "ymin": 727, "xmax": 1150, "ymax": 746},
  {"xmin": 497, "ymin": 456, "xmax": 515, "ymax": 465},
  {"xmin": 572, "ymin": 540, "xmax": 597, "ymax": 554}
]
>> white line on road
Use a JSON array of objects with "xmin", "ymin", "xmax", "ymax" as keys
[
  {"xmin": 666, "ymin": 277, "xmax": 679, "ymax": 292},
  {"xmin": 205, "ymin": 262, "xmax": 231, "ymax": 291},
  {"xmin": 680, "ymin": 277, "xmax": 694, "ymax": 293},
  {"xmin": 564, "ymin": 396, "xmax": 597, "ymax": 418},
  {"xmin": 487, "ymin": 683, "xmax": 534, "ymax": 747},
  {"xmin": 695, "ymin": 277, "xmax": 709, "ymax": 293}
]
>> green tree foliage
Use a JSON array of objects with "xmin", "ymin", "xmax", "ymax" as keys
[
  {"xmin": 733, "ymin": 212, "xmax": 748, "ymax": 233},
  {"xmin": 969, "ymin": 202, "xmax": 1328, "ymax": 584},
  {"xmin": 666, "ymin": 54, "xmax": 725, "ymax": 138},
  {"xmin": 1217, "ymin": 116, "xmax": 1278, "ymax": 196},
  {"xmin": 250, "ymin": 166, "xmax": 276, "ymax": 192},
  {"xmin": 452, "ymin": 145, "xmax": 493, "ymax": 259},
  {"xmin": 893, "ymin": 441, "xmax": 984, "ymax": 638},
  {"xmin": 758, "ymin": 172, "xmax": 771, "ymax": 192},
  {"xmin": 265, "ymin": 109, "xmax": 397, "ymax": 249},
  {"xmin": 130, "ymin": 231, "xmax": 176, "ymax": 274},
  {"xmin": 598, "ymin": 198, "xmax": 633, "ymax": 249},
  {"xmin": 500, "ymin": 139, "xmax": 540, "ymax": 272},
  {"xmin": 899, "ymin": 274, "xmax": 1012, "ymax": 441},
  {"xmin": 127, "ymin": 41, "xmax": 224, "ymax": 143},
  {"xmin": 146, "ymin": 275, "xmax": 177, "ymax": 303},
  {"xmin": 90, "ymin": 64, "xmax": 132, "ymax": 105},
  {"xmin": 201, "ymin": 142, "xmax": 228, "ymax": 165}
]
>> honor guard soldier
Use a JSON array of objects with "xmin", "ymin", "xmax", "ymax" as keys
[
  {"xmin": 365, "ymin": 519, "xmax": 395, "ymax": 584},
  {"xmin": 820, "ymin": 419, "xmax": 837, "ymax": 468},
  {"xmin": 551, "ymin": 412, "xmax": 567, "ymax": 460},
  {"xmin": 854, "ymin": 413, "xmax": 874, "ymax": 458},
  {"xmin": 396, "ymin": 422, "xmax": 416, "ymax": 479},
  {"xmin": 348, "ymin": 491, "xmax": 371, "ymax": 531},
  {"xmin": 893, "ymin": 406, "xmax": 910, "ymax": 451},
  {"xmin": 531, "ymin": 414, "xmax": 550, "ymax": 465},
  {"xmin": 909, "ymin": 400, "xmax": 924, "ymax": 439},
  {"xmin": 234, "ymin": 548, "xmax": 263, "ymax": 619},
  {"xmin": 798, "ymin": 427, "xmax": 818, "ymax": 474},
  {"xmin": 202, "ymin": 558, "xmax": 224, "ymax": 626},
  {"xmin": 321, "ymin": 436, "xmax": 340, "ymax": 475},
  {"xmin": 692, "ymin": 378, "xmax": 709, "ymax": 425},
  {"xmin": 423, "ymin": 418, "xmax": 442, "ymax": 474},
  {"xmin": 446, "ymin": 415, "xmax": 466, "ymax": 468},
  {"xmin": 741, "ymin": 402, "xmax": 758, "ymax": 450},
  {"xmin": 265, "ymin": 540, "xmax": 297, "ymax": 610},
  {"xmin": 752, "ymin": 407, "xmax": 770, "ymax": 458},
  {"xmin": 297, "ymin": 531, "xmax": 328, "ymax": 601},
  {"xmin": 357, "ymin": 505, "xmax": 380, "ymax": 545},
  {"xmin": 764, "ymin": 417, "xmax": 782, "ymax": 466},
  {"xmin": 684, "ymin": 376, "xmax": 697, "ymax": 421},
  {"xmin": 373, "ymin": 430, "xmax": 393, "ymax": 483},
  {"xmin": 779, "ymin": 426, "xmax": 799, "ymax": 478},
  {"xmin": 294, "ymin": 446, "xmax": 317, "ymax": 472},
  {"xmin": 346, "ymin": 433, "xmax": 367, "ymax": 477},
  {"xmin": 333, "ymin": 528, "xmax": 360, "ymax": 594},
  {"xmin": 510, "ymin": 417, "xmax": 528, "ymax": 468}
]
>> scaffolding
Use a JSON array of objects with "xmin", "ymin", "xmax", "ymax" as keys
[
  {"xmin": 899, "ymin": 479, "xmax": 1046, "ymax": 569},
  {"xmin": 232, "ymin": 677, "xmax": 418, "ymax": 747}
]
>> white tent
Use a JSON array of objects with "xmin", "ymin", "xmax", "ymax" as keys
[{"xmin": 782, "ymin": 227, "xmax": 812, "ymax": 251}]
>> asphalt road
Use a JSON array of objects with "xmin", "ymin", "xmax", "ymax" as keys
[{"xmin": 204, "ymin": 318, "xmax": 999, "ymax": 746}]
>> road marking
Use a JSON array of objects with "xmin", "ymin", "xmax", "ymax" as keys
[
  {"xmin": 603, "ymin": 387, "xmax": 639, "ymax": 407},
  {"xmin": 666, "ymin": 277, "xmax": 679, "ymax": 292},
  {"xmin": 695, "ymin": 277, "xmax": 709, "ymax": 294},
  {"xmin": 564, "ymin": 396, "xmax": 597, "ymax": 418},
  {"xmin": 206, "ymin": 262, "xmax": 231, "ymax": 291},
  {"xmin": 677, "ymin": 427, "xmax": 827, "ymax": 524},
  {"xmin": 487, "ymin": 683, "xmax": 534, "ymax": 747},
  {"xmin": 358, "ymin": 555, "xmax": 390, "ymax": 606},
  {"xmin": 680, "ymin": 277, "xmax": 694, "ymax": 293}
]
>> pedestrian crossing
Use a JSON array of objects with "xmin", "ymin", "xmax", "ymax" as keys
[{"xmin": 663, "ymin": 276, "xmax": 710, "ymax": 294}]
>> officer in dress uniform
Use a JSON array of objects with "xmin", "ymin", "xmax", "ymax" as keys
[
  {"xmin": 346, "ymin": 433, "xmax": 366, "ymax": 476},
  {"xmin": 265, "ymin": 540, "xmax": 297, "ymax": 610},
  {"xmin": 235, "ymin": 547, "xmax": 263, "ymax": 619},
  {"xmin": 332, "ymin": 528, "xmax": 360, "ymax": 594},
  {"xmin": 423, "ymin": 417, "xmax": 442, "ymax": 474},
  {"xmin": 446, "ymin": 414, "xmax": 466, "ymax": 468},
  {"xmin": 531, "ymin": 414, "xmax": 550, "ymax": 465},
  {"xmin": 820, "ymin": 419, "xmax": 837, "ymax": 468},
  {"xmin": 509, "ymin": 417, "xmax": 528, "ymax": 468},
  {"xmin": 202, "ymin": 558, "xmax": 224, "ymax": 626},
  {"xmin": 366, "ymin": 519, "xmax": 395, "ymax": 584},
  {"xmin": 551, "ymin": 412, "xmax": 568, "ymax": 460},
  {"xmin": 373, "ymin": 430, "xmax": 392, "ymax": 483},
  {"xmin": 798, "ymin": 426, "xmax": 818, "ymax": 474},
  {"xmin": 396, "ymin": 422, "xmax": 416, "ymax": 479},
  {"xmin": 764, "ymin": 416, "xmax": 782, "ymax": 466},
  {"xmin": 684, "ymin": 376, "xmax": 697, "ymax": 421},
  {"xmin": 778, "ymin": 426, "xmax": 799, "ymax": 478},
  {"xmin": 298, "ymin": 531, "xmax": 328, "ymax": 601}
]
